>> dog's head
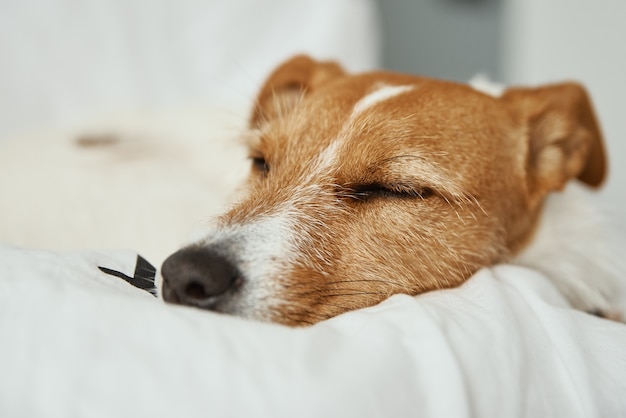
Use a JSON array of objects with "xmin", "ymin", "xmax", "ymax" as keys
[{"xmin": 161, "ymin": 55, "xmax": 606, "ymax": 325}]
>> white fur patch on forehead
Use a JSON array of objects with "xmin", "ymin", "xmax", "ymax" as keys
[{"xmin": 351, "ymin": 84, "xmax": 414, "ymax": 117}]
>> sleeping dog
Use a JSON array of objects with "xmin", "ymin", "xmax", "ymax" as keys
[{"xmin": 160, "ymin": 55, "xmax": 611, "ymax": 325}]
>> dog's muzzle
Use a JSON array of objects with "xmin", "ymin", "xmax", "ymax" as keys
[{"xmin": 160, "ymin": 246, "xmax": 241, "ymax": 309}]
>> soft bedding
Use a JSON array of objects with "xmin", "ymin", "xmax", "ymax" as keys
[
  {"xmin": 1, "ymin": 245, "xmax": 625, "ymax": 418},
  {"xmin": 1, "ymin": 2, "xmax": 625, "ymax": 416}
]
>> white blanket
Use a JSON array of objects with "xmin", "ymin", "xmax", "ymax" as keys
[
  {"xmin": 1, "ymin": 3, "xmax": 625, "ymax": 414},
  {"xmin": 1, "ymin": 245, "xmax": 625, "ymax": 418}
]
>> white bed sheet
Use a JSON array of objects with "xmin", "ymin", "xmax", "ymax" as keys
[
  {"xmin": 2, "ymin": 2, "xmax": 624, "ymax": 415},
  {"xmin": 1, "ymin": 245, "xmax": 625, "ymax": 418}
]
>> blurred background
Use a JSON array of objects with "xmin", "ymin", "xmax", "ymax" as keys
[
  {"xmin": 380, "ymin": 0, "xmax": 626, "ymax": 245},
  {"xmin": 0, "ymin": 0, "xmax": 624, "ymax": 253}
]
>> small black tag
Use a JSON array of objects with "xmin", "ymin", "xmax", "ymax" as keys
[{"xmin": 98, "ymin": 255, "xmax": 157, "ymax": 296}]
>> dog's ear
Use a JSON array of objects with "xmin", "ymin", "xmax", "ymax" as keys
[
  {"xmin": 250, "ymin": 55, "xmax": 346, "ymax": 128},
  {"xmin": 503, "ymin": 83, "xmax": 607, "ymax": 194}
]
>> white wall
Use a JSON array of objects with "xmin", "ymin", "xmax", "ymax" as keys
[
  {"xmin": 503, "ymin": 0, "xmax": 626, "ymax": 240},
  {"xmin": 0, "ymin": 0, "xmax": 381, "ymax": 141}
]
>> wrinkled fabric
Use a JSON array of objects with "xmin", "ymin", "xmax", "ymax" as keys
[{"xmin": 1, "ymin": 246, "xmax": 625, "ymax": 418}]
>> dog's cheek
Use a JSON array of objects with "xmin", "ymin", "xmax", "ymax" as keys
[
  {"xmin": 268, "ymin": 200, "xmax": 504, "ymax": 325},
  {"xmin": 333, "ymin": 201, "xmax": 504, "ymax": 297},
  {"xmin": 266, "ymin": 230, "xmax": 351, "ymax": 325}
]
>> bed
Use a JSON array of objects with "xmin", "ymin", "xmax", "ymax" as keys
[
  {"xmin": 1, "ymin": 244, "xmax": 625, "ymax": 417},
  {"xmin": 1, "ymin": 1, "xmax": 625, "ymax": 417}
]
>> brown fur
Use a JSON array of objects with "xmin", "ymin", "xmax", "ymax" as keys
[{"xmin": 163, "ymin": 55, "xmax": 606, "ymax": 326}]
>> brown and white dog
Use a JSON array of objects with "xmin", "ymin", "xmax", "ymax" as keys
[{"xmin": 160, "ymin": 55, "xmax": 609, "ymax": 326}]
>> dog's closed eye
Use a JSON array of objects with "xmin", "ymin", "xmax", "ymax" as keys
[{"xmin": 349, "ymin": 183, "xmax": 434, "ymax": 201}]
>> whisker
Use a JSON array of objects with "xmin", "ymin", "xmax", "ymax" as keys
[
  {"xmin": 287, "ymin": 278, "xmax": 400, "ymax": 289},
  {"xmin": 277, "ymin": 310, "xmax": 326, "ymax": 325},
  {"xmin": 323, "ymin": 278, "xmax": 404, "ymax": 287},
  {"xmin": 314, "ymin": 291, "xmax": 386, "ymax": 298},
  {"xmin": 281, "ymin": 310, "xmax": 327, "ymax": 319},
  {"xmin": 321, "ymin": 303, "xmax": 353, "ymax": 310},
  {"xmin": 287, "ymin": 287, "xmax": 389, "ymax": 298}
]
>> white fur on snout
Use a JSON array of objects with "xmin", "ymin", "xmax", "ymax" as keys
[
  {"xmin": 198, "ymin": 213, "xmax": 296, "ymax": 318},
  {"xmin": 193, "ymin": 140, "xmax": 349, "ymax": 319}
]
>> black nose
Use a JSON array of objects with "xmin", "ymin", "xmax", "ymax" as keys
[{"xmin": 160, "ymin": 247, "xmax": 240, "ymax": 308}]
